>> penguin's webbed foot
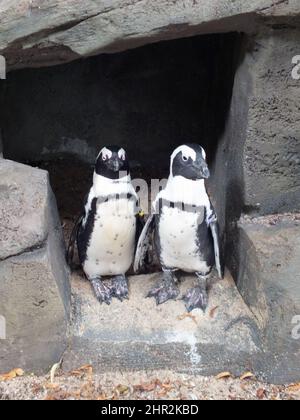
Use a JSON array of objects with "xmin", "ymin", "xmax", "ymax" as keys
[
  {"xmin": 90, "ymin": 278, "xmax": 112, "ymax": 305},
  {"xmin": 147, "ymin": 272, "xmax": 179, "ymax": 305},
  {"xmin": 183, "ymin": 286, "xmax": 208, "ymax": 313},
  {"xmin": 111, "ymin": 275, "xmax": 129, "ymax": 302}
]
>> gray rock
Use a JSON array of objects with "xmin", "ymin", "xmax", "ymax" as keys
[
  {"xmin": 63, "ymin": 271, "xmax": 263, "ymax": 379},
  {"xmin": 230, "ymin": 215, "xmax": 300, "ymax": 384},
  {"xmin": 0, "ymin": 160, "xmax": 49, "ymax": 260},
  {"xmin": 211, "ymin": 29, "xmax": 300, "ymax": 240},
  {"xmin": 0, "ymin": 160, "xmax": 70, "ymax": 373},
  {"xmin": 242, "ymin": 30, "xmax": 300, "ymax": 215},
  {"xmin": 0, "ymin": 0, "xmax": 299, "ymax": 70}
]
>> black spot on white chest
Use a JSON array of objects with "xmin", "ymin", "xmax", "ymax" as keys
[{"xmin": 157, "ymin": 206, "xmax": 211, "ymax": 273}]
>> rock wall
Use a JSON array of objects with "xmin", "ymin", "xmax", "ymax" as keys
[
  {"xmin": 212, "ymin": 27, "xmax": 300, "ymax": 234},
  {"xmin": 232, "ymin": 216, "xmax": 300, "ymax": 383},
  {"xmin": 0, "ymin": 159, "xmax": 70, "ymax": 373},
  {"xmin": 0, "ymin": 0, "xmax": 299, "ymax": 70}
]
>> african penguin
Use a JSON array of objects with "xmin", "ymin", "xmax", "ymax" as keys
[
  {"xmin": 68, "ymin": 146, "xmax": 143, "ymax": 304},
  {"xmin": 134, "ymin": 144, "xmax": 223, "ymax": 312}
]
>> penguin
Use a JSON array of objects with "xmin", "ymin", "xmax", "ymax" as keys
[
  {"xmin": 134, "ymin": 144, "xmax": 223, "ymax": 312},
  {"xmin": 68, "ymin": 146, "xmax": 143, "ymax": 304}
]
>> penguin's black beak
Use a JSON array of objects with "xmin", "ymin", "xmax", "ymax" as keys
[
  {"xmin": 193, "ymin": 158, "xmax": 210, "ymax": 179},
  {"xmin": 107, "ymin": 157, "xmax": 123, "ymax": 172}
]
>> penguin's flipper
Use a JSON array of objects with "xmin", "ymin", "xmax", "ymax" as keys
[
  {"xmin": 133, "ymin": 214, "xmax": 155, "ymax": 273},
  {"xmin": 135, "ymin": 210, "xmax": 146, "ymax": 252},
  {"xmin": 209, "ymin": 218, "xmax": 224, "ymax": 279},
  {"xmin": 66, "ymin": 214, "xmax": 83, "ymax": 267}
]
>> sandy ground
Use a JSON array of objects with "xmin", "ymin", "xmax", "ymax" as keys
[{"xmin": 0, "ymin": 368, "xmax": 299, "ymax": 400}]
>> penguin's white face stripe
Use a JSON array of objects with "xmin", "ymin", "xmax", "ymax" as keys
[
  {"xmin": 118, "ymin": 148, "xmax": 126, "ymax": 160},
  {"xmin": 170, "ymin": 145, "xmax": 207, "ymax": 166},
  {"xmin": 171, "ymin": 145, "xmax": 196, "ymax": 166},
  {"xmin": 98, "ymin": 147, "xmax": 112, "ymax": 160}
]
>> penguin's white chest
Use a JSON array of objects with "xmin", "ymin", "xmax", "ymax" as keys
[
  {"xmin": 158, "ymin": 206, "xmax": 210, "ymax": 273},
  {"xmin": 84, "ymin": 198, "xmax": 136, "ymax": 277}
]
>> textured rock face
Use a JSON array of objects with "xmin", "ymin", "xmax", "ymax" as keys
[
  {"xmin": 230, "ymin": 215, "xmax": 300, "ymax": 383},
  {"xmin": 64, "ymin": 272, "xmax": 262, "ymax": 379},
  {"xmin": 243, "ymin": 30, "xmax": 300, "ymax": 215},
  {"xmin": 211, "ymin": 29, "xmax": 300, "ymax": 241},
  {"xmin": 0, "ymin": 160, "xmax": 70, "ymax": 373},
  {"xmin": 0, "ymin": 0, "xmax": 299, "ymax": 70}
]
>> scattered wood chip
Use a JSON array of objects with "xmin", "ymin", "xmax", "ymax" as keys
[
  {"xmin": 45, "ymin": 390, "xmax": 71, "ymax": 400},
  {"xmin": 156, "ymin": 389, "xmax": 168, "ymax": 398},
  {"xmin": 71, "ymin": 364, "xmax": 93, "ymax": 377},
  {"xmin": 97, "ymin": 394, "xmax": 108, "ymax": 400},
  {"xmin": 162, "ymin": 383, "xmax": 173, "ymax": 391},
  {"xmin": 44, "ymin": 383, "xmax": 60, "ymax": 391},
  {"xmin": 115, "ymin": 384, "xmax": 129, "ymax": 395},
  {"xmin": 209, "ymin": 306, "xmax": 219, "ymax": 318},
  {"xmin": 80, "ymin": 381, "xmax": 96, "ymax": 398},
  {"xmin": 257, "ymin": 388, "xmax": 266, "ymax": 399},
  {"xmin": 134, "ymin": 382, "xmax": 157, "ymax": 392},
  {"xmin": 0, "ymin": 368, "xmax": 24, "ymax": 381},
  {"xmin": 287, "ymin": 383, "xmax": 300, "ymax": 393},
  {"xmin": 240, "ymin": 372, "xmax": 255, "ymax": 381},
  {"xmin": 31, "ymin": 383, "xmax": 44, "ymax": 394},
  {"xmin": 177, "ymin": 313, "xmax": 197, "ymax": 325},
  {"xmin": 216, "ymin": 372, "xmax": 232, "ymax": 380}
]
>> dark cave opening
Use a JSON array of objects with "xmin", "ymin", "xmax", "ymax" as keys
[{"xmin": 0, "ymin": 32, "xmax": 242, "ymax": 246}]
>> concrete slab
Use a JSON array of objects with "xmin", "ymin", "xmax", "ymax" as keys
[{"xmin": 63, "ymin": 271, "xmax": 262, "ymax": 378}]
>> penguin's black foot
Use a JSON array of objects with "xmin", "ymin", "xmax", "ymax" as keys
[
  {"xmin": 90, "ymin": 278, "xmax": 112, "ymax": 305},
  {"xmin": 147, "ymin": 272, "xmax": 179, "ymax": 305},
  {"xmin": 111, "ymin": 275, "xmax": 129, "ymax": 302},
  {"xmin": 183, "ymin": 286, "xmax": 208, "ymax": 313}
]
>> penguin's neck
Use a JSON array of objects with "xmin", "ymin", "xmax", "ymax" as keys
[
  {"xmin": 93, "ymin": 173, "xmax": 135, "ymax": 197},
  {"xmin": 160, "ymin": 175, "xmax": 209, "ymax": 206}
]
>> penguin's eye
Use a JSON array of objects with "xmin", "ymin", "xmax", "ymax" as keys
[
  {"xmin": 182, "ymin": 155, "xmax": 188, "ymax": 162},
  {"xmin": 102, "ymin": 155, "xmax": 107, "ymax": 161}
]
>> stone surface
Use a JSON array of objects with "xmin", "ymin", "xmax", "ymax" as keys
[
  {"xmin": 229, "ymin": 215, "xmax": 300, "ymax": 384},
  {"xmin": 0, "ymin": 0, "xmax": 299, "ymax": 70},
  {"xmin": 0, "ymin": 160, "xmax": 48, "ymax": 260},
  {"xmin": 64, "ymin": 271, "xmax": 263, "ymax": 379},
  {"xmin": 0, "ymin": 159, "xmax": 70, "ymax": 373},
  {"xmin": 242, "ymin": 30, "xmax": 300, "ymax": 215},
  {"xmin": 208, "ymin": 28, "xmax": 300, "ymax": 274}
]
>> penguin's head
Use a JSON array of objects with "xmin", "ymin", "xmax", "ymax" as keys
[
  {"xmin": 170, "ymin": 144, "xmax": 210, "ymax": 180},
  {"xmin": 95, "ymin": 146, "xmax": 130, "ymax": 179}
]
